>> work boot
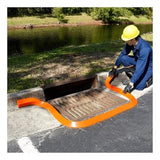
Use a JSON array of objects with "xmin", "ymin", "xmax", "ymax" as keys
[{"xmin": 146, "ymin": 76, "xmax": 152, "ymax": 87}]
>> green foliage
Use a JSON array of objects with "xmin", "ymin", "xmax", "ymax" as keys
[
  {"xmin": 8, "ymin": 8, "xmax": 52, "ymax": 17},
  {"xmin": 62, "ymin": 8, "xmax": 83, "ymax": 15},
  {"xmin": 118, "ymin": 8, "xmax": 133, "ymax": 17},
  {"xmin": 90, "ymin": 7, "xmax": 152, "ymax": 23},
  {"xmin": 52, "ymin": 8, "xmax": 68, "ymax": 23},
  {"xmin": 128, "ymin": 7, "xmax": 152, "ymax": 18},
  {"xmin": 52, "ymin": 8, "xmax": 63, "ymax": 17},
  {"xmin": 8, "ymin": 7, "xmax": 152, "ymax": 22},
  {"xmin": 91, "ymin": 8, "xmax": 122, "ymax": 23}
]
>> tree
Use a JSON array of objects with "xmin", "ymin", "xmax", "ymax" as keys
[
  {"xmin": 62, "ymin": 8, "xmax": 83, "ymax": 15},
  {"xmin": 8, "ymin": 8, "xmax": 19, "ymax": 17},
  {"xmin": 8, "ymin": 8, "xmax": 52, "ymax": 17},
  {"xmin": 91, "ymin": 8, "xmax": 123, "ymax": 23},
  {"xmin": 52, "ymin": 8, "xmax": 68, "ymax": 23},
  {"xmin": 128, "ymin": 7, "xmax": 152, "ymax": 18},
  {"xmin": 90, "ymin": 7, "xmax": 152, "ymax": 23}
]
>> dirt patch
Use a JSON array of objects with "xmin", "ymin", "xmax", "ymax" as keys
[
  {"xmin": 32, "ymin": 52, "xmax": 116, "ymax": 84},
  {"xmin": 134, "ymin": 21, "xmax": 152, "ymax": 24},
  {"xmin": 8, "ymin": 20, "xmax": 152, "ymax": 30},
  {"xmin": 8, "ymin": 21, "xmax": 105, "ymax": 30}
]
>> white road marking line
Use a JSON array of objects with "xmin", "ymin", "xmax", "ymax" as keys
[{"xmin": 17, "ymin": 136, "xmax": 39, "ymax": 153}]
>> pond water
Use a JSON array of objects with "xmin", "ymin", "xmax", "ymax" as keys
[{"xmin": 8, "ymin": 24, "xmax": 152, "ymax": 56}]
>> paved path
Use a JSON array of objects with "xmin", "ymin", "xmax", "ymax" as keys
[{"xmin": 8, "ymin": 89, "xmax": 152, "ymax": 152}]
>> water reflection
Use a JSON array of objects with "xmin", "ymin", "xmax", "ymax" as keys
[{"xmin": 8, "ymin": 24, "xmax": 152, "ymax": 56}]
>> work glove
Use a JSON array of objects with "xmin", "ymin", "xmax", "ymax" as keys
[
  {"xmin": 123, "ymin": 82, "xmax": 134, "ymax": 93},
  {"xmin": 109, "ymin": 67, "xmax": 118, "ymax": 77}
]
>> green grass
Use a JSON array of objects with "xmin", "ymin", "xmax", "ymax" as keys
[
  {"xmin": 8, "ymin": 13, "xmax": 152, "ymax": 26},
  {"xmin": 8, "ymin": 32, "xmax": 152, "ymax": 93},
  {"xmin": 125, "ymin": 15, "xmax": 152, "ymax": 23},
  {"xmin": 66, "ymin": 13, "xmax": 95, "ymax": 23},
  {"xmin": 8, "ymin": 15, "xmax": 58, "ymax": 26},
  {"xmin": 141, "ymin": 32, "xmax": 153, "ymax": 41},
  {"xmin": 7, "ymin": 13, "xmax": 96, "ymax": 26},
  {"xmin": 8, "ymin": 41, "xmax": 123, "ymax": 93}
]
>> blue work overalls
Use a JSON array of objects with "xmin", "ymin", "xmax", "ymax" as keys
[{"xmin": 115, "ymin": 37, "xmax": 152, "ymax": 90}]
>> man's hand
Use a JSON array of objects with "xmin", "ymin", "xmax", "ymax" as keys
[
  {"xmin": 123, "ymin": 82, "xmax": 134, "ymax": 93},
  {"xmin": 109, "ymin": 66, "xmax": 118, "ymax": 77}
]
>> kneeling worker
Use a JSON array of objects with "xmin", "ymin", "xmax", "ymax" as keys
[{"xmin": 109, "ymin": 25, "xmax": 152, "ymax": 93}]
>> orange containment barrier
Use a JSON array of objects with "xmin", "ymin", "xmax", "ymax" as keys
[{"xmin": 17, "ymin": 75, "xmax": 138, "ymax": 128}]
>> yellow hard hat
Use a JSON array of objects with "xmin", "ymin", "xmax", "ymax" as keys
[{"xmin": 121, "ymin": 25, "xmax": 140, "ymax": 41}]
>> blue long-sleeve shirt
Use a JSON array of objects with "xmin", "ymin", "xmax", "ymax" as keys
[{"xmin": 115, "ymin": 37, "xmax": 152, "ymax": 84}]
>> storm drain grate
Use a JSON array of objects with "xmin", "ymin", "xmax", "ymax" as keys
[{"xmin": 48, "ymin": 88, "xmax": 128, "ymax": 121}]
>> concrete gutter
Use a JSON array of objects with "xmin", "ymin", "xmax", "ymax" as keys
[
  {"xmin": 7, "ymin": 72, "xmax": 108, "ymax": 109},
  {"xmin": 7, "ymin": 72, "xmax": 152, "ymax": 141},
  {"xmin": 7, "ymin": 72, "xmax": 108, "ymax": 141}
]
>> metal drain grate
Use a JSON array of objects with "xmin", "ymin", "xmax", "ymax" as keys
[{"xmin": 48, "ymin": 88, "xmax": 128, "ymax": 121}]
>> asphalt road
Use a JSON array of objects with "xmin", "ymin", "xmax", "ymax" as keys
[{"xmin": 8, "ymin": 89, "xmax": 152, "ymax": 152}]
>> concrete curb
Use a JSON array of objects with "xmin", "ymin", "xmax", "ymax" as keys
[
  {"xmin": 7, "ymin": 72, "xmax": 108, "ymax": 111},
  {"xmin": 7, "ymin": 72, "xmax": 109, "ymax": 141},
  {"xmin": 7, "ymin": 87, "xmax": 45, "ymax": 111}
]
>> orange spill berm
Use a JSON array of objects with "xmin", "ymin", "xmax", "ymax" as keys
[{"xmin": 17, "ymin": 76, "xmax": 138, "ymax": 128}]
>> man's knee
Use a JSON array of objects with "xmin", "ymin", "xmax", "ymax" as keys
[
  {"xmin": 120, "ymin": 55, "xmax": 135, "ymax": 66},
  {"xmin": 120, "ymin": 55, "xmax": 128, "ymax": 65},
  {"xmin": 121, "ymin": 55, "xmax": 130, "ymax": 67},
  {"xmin": 135, "ymin": 81, "xmax": 147, "ymax": 90}
]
